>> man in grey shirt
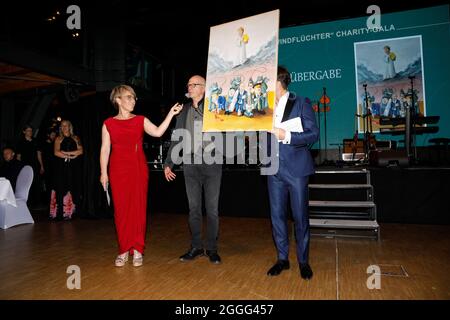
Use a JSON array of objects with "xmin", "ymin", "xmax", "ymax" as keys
[{"xmin": 164, "ymin": 75, "xmax": 223, "ymax": 264}]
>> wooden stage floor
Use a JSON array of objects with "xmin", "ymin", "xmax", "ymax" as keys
[{"xmin": 0, "ymin": 212, "xmax": 449, "ymax": 300}]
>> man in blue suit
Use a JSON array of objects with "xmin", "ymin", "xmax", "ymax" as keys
[{"xmin": 267, "ymin": 66, "xmax": 319, "ymax": 280}]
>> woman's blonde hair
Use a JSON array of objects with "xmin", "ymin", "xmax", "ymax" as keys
[
  {"xmin": 110, "ymin": 85, "xmax": 136, "ymax": 109},
  {"xmin": 59, "ymin": 120, "xmax": 74, "ymax": 138}
]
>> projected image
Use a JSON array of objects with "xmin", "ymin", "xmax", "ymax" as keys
[
  {"xmin": 354, "ymin": 35, "xmax": 426, "ymax": 133},
  {"xmin": 203, "ymin": 10, "xmax": 279, "ymax": 132}
]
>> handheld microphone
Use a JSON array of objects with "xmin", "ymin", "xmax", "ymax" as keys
[{"xmin": 180, "ymin": 92, "xmax": 191, "ymax": 106}]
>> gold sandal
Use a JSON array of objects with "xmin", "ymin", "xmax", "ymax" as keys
[
  {"xmin": 115, "ymin": 252, "xmax": 129, "ymax": 267},
  {"xmin": 133, "ymin": 250, "xmax": 143, "ymax": 267}
]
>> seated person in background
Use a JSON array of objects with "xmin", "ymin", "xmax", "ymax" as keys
[{"xmin": 0, "ymin": 146, "xmax": 24, "ymax": 192}]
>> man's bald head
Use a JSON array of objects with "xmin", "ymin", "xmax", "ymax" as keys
[{"xmin": 189, "ymin": 75, "xmax": 206, "ymax": 84}]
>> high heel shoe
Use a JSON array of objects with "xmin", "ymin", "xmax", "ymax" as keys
[
  {"xmin": 133, "ymin": 249, "xmax": 143, "ymax": 267},
  {"xmin": 115, "ymin": 252, "xmax": 129, "ymax": 267}
]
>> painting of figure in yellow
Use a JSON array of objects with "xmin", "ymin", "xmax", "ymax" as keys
[{"xmin": 203, "ymin": 10, "xmax": 280, "ymax": 132}]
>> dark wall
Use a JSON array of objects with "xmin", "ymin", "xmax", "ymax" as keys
[{"xmin": 370, "ymin": 167, "xmax": 450, "ymax": 224}]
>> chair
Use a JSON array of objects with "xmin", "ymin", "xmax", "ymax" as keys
[{"xmin": 0, "ymin": 165, "xmax": 35, "ymax": 229}]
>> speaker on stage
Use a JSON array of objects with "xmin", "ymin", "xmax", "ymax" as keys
[{"xmin": 369, "ymin": 149, "xmax": 409, "ymax": 167}]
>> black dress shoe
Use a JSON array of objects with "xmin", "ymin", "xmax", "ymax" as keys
[
  {"xmin": 267, "ymin": 260, "xmax": 290, "ymax": 276},
  {"xmin": 206, "ymin": 250, "xmax": 221, "ymax": 264},
  {"xmin": 179, "ymin": 248, "xmax": 204, "ymax": 261},
  {"xmin": 300, "ymin": 263, "xmax": 313, "ymax": 280}
]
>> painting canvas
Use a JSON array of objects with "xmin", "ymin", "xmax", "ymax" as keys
[
  {"xmin": 354, "ymin": 35, "xmax": 426, "ymax": 133},
  {"xmin": 203, "ymin": 10, "xmax": 280, "ymax": 132}
]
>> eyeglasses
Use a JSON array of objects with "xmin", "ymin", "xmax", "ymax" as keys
[
  {"xmin": 186, "ymin": 83, "xmax": 205, "ymax": 89},
  {"xmin": 118, "ymin": 95, "xmax": 138, "ymax": 101}
]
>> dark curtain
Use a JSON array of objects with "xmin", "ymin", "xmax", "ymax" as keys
[{"xmin": 79, "ymin": 93, "xmax": 115, "ymax": 219}]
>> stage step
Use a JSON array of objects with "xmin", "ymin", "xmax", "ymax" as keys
[
  {"xmin": 309, "ymin": 200, "xmax": 375, "ymax": 208},
  {"xmin": 309, "ymin": 211, "xmax": 371, "ymax": 219},
  {"xmin": 311, "ymin": 169, "xmax": 370, "ymax": 185},
  {"xmin": 308, "ymin": 169, "xmax": 379, "ymax": 240},
  {"xmin": 310, "ymin": 218, "xmax": 379, "ymax": 229},
  {"xmin": 315, "ymin": 169, "xmax": 369, "ymax": 174},
  {"xmin": 309, "ymin": 184, "xmax": 372, "ymax": 189}
]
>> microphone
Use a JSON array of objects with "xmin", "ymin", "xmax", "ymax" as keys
[{"xmin": 180, "ymin": 92, "xmax": 191, "ymax": 106}]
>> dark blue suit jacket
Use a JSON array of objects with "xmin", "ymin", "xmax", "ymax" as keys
[{"xmin": 271, "ymin": 93, "xmax": 319, "ymax": 177}]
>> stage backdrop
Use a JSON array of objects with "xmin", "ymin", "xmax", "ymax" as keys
[{"xmin": 279, "ymin": 5, "xmax": 450, "ymax": 148}]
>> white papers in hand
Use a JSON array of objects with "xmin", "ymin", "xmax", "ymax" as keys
[
  {"xmin": 104, "ymin": 183, "xmax": 110, "ymax": 206},
  {"xmin": 279, "ymin": 117, "xmax": 303, "ymax": 133}
]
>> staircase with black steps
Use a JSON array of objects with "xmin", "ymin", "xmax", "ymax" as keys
[{"xmin": 308, "ymin": 168, "xmax": 379, "ymax": 240}]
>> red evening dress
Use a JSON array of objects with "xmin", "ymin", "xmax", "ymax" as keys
[{"xmin": 104, "ymin": 115, "xmax": 148, "ymax": 255}]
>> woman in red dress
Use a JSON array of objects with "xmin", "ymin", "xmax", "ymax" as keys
[{"xmin": 100, "ymin": 85, "xmax": 182, "ymax": 267}]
